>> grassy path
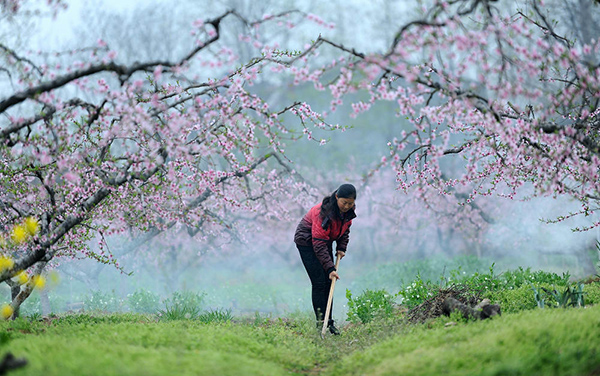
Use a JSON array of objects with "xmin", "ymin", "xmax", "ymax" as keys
[{"xmin": 2, "ymin": 305, "xmax": 600, "ymax": 376}]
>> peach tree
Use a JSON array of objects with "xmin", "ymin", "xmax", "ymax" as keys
[{"xmin": 0, "ymin": 1, "xmax": 327, "ymax": 317}]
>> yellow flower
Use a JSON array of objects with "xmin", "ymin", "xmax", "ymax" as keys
[
  {"xmin": 0, "ymin": 256, "xmax": 14, "ymax": 272},
  {"xmin": 11, "ymin": 225, "xmax": 28, "ymax": 244},
  {"xmin": 24, "ymin": 217, "xmax": 40, "ymax": 236},
  {"xmin": 16, "ymin": 271, "xmax": 28, "ymax": 285},
  {"xmin": 1, "ymin": 304, "xmax": 13, "ymax": 320},
  {"xmin": 32, "ymin": 275, "xmax": 46, "ymax": 290}
]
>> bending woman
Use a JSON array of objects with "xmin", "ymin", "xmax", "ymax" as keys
[{"xmin": 294, "ymin": 183, "xmax": 356, "ymax": 335}]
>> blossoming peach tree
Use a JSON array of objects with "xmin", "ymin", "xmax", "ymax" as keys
[
  {"xmin": 304, "ymin": 0, "xmax": 599, "ymax": 235},
  {"xmin": 0, "ymin": 1, "xmax": 330, "ymax": 317}
]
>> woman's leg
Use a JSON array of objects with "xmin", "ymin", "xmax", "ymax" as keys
[{"xmin": 297, "ymin": 245, "xmax": 332, "ymax": 322}]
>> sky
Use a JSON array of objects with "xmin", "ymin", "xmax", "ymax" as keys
[
  {"xmin": 32, "ymin": 0, "xmax": 150, "ymax": 47},
  {"xmin": 30, "ymin": 0, "xmax": 413, "ymax": 52}
]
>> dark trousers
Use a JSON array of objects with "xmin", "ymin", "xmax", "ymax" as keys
[{"xmin": 297, "ymin": 244, "xmax": 334, "ymax": 324}]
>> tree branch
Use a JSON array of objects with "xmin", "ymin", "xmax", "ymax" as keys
[{"xmin": 0, "ymin": 10, "xmax": 238, "ymax": 115}]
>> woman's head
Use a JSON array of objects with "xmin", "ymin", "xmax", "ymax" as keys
[
  {"xmin": 321, "ymin": 183, "xmax": 356, "ymax": 218},
  {"xmin": 335, "ymin": 184, "xmax": 356, "ymax": 213}
]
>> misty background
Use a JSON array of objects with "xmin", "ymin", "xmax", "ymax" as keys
[{"xmin": 2, "ymin": 0, "xmax": 599, "ymax": 320}]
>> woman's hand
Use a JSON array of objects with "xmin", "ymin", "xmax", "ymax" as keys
[
  {"xmin": 336, "ymin": 251, "xmax": 346, "ymax": 260},
  {"xmin": 329, "ymin": 270, "xmax": 340, "ymax": 280}
]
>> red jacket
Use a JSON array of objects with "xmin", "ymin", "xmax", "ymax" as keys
[{"xmin": 294, "ymin": 203, "xmax": 356, "ymax": 273}]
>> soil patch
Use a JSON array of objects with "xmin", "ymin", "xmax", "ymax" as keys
[{"xmin": 407, "ymin": 285, "xmax": 482, "ymax": 324}]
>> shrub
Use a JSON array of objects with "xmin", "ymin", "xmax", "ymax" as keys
[
  {"xmin": 346, "ymin": 289, "xmax": 396, "ymax": 324},
  {"xmin": 445, "ymin": 264, "xmax": 504, "ymax": 292},
  {"xmin": 484, "ymin": 285, "xmax": 538, "ymax": 313},
  {"xmin": 127, "ymin": 289, "xmax": 161, "ymax": 314},
  {"xmin": 442, "ymin": 264, "xmax": 572, "ymax": 295},
  {"xmin": 84, "ymin": 290, "xmax": 121, "ymax": 312},
  {"xmin": 397, "ymin": 273, "xmax": 436, "ymax": 309},
  {"xmin": 485, "ymin": 281, "xmax": 597, "ymax": 314},
  {"xmin": 164, "ymin": 291, "xmax": 205, "ymax": 309},
  {"xmin": 499, "ymin": 267, "xmax": 570, "ymax": 289},
  {"xmin": 583, "ymin": 282, "xmax": 600, "ymax": 305},
  {"xmin": 393, "ymin": 262, "xmax": 582, "ymax": 317}
]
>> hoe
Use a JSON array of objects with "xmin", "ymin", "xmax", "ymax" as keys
[{"xmin": 321, "ymin": 253, "xmax": 341, "ymax": 339}]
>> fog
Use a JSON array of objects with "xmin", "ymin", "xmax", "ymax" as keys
[
  {"xmin": 10, "ymin": 192, "xmax": 597, "ymax": 320},
  {"xmin": 2, "ymin": 0, "xmax": 599, "ymax": 321}
]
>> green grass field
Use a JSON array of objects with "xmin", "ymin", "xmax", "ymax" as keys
[
  {"xmin": 2, "ymin": 304, "xmax": 600, "ymax": 376},
  {"xmin": 3, "ymin": 261, "xmax": 600, "ymax": 376}
]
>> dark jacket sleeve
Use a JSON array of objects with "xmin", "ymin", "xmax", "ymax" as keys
[
  {"xmin": 311, "ymin": 210, "xmax": 335, "ymax": 273},
  {"xmin": 336, "ymin": 224, "xmax": 351, "ymax": 253}
]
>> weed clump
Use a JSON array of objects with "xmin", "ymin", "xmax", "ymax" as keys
[
  {"xmin": 198, "ymin": 308, "xmax": 233, "ymax": 323},
  {"xmin": 346, "ymin": 289, "xmax": 396, "ymax": 324}
]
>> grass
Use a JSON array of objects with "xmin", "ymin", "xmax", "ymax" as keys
[
  {"xmin": 1, "ymin": 314, "xmax": 326, "ymax": 376},
  {"xmin": 3, "ymin": 264, "xmax": 600, "ymax": 376},
  {"xmin": 328, "ymin": 306, "xmax": 600, "ymax": 376},
  {"xmin": 1, "ymin": 304, "xmax": 600, "ymax": 376}
]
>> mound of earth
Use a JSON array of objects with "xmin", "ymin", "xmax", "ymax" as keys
[{"xmin": 406, "ymin": 285, "xmax": 500, "ymax": 323}]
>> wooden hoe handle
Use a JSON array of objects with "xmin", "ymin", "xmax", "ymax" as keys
[{"xmin": 321, "ymin": 254, "xmax": 341, "ymax": 338}]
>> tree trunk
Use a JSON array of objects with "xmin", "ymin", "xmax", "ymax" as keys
[
  {"xmin": 10, "ymin": 284, "xmax": 20, "ymax": 319},
  {"xmin": 8, "ymin": 262, "xmax": 46, "ymax": 320}
]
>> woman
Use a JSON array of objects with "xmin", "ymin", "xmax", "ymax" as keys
[{"xmin": 294, "ymin": 183, "xmax": 356, "ymax": 335}]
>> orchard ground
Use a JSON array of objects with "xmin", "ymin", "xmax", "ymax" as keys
[{"xmin": 2, "ymin": 259, "xmax": 600, "ymax": 376}]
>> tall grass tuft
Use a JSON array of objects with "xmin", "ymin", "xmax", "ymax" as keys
[{"xmin": 198, "ymin": 308, "xmax": 233, "ymax": 323}]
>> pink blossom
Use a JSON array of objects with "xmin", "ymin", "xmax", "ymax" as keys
[
  {"xmin": 63, "ymin": 172, "xmax": 81, "ymax": 184},
  {"xmin": 154, "ymin": 65, "xmax": 163, "ymax": 81}
]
